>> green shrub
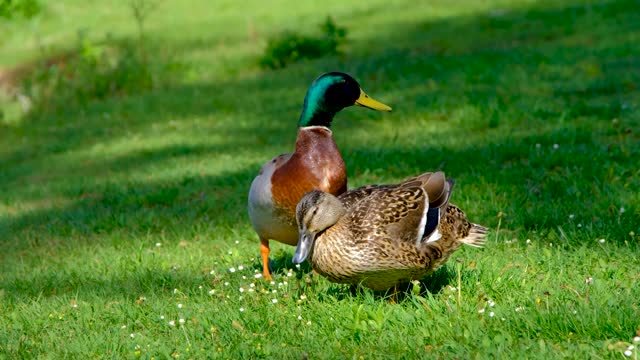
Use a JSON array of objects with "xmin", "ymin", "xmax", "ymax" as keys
[{"xmin": 259, "ymin": 16, "xmax": 348, "ymax": 69}]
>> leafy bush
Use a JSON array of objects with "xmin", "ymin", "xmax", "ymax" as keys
[
  {"xmin": 259, "ymin": 16, "xmax": 348, "ymax": 69},
  {"xmin": 18, "ymin": 37, "xmax": 182, "ymax": 115}
]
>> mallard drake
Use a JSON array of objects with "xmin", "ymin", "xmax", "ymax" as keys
[
  {"xmin": 248, "ymin": 72, "xmax": 392, "ymax": 280},
  {"xmin": 292, "ymin": 171, "xmax": 487, "ymax": 291}
]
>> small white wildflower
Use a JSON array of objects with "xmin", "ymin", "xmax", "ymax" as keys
[
  {"xmin": 130, "ymin": 333, "xmax": 135, "ymax": 338},
  {"xmin": 552, "ymin": 144, "xmax": 559, "ymax": 150},
  {"xmin": 179, "ymin": 318, "xmax": 185, "ymax": 324},
  {"xmin": 620, "ymin": 207, "xmax": 625, "ymax": 214},
  {"xmin": 173, "ymin": 289, "xmax": 178, "ymax": 294},
  {"xmin": 295, "ymin": 264, "xmax": 301, "ymax": 269},
  {"xmin": 278, "ymin": 282, "xmax": 283, "ymax": 288},
  {"xmin": 242, "ymin": 275, "xmax": 246, "ymax": 279},
  {"xmin": 239, "ymin": 287, "xmax": 245, "ymax": 293},
  {"xmin": 535, "ymin": 143, "xmax": 541, "ymax": 148},
  {"xmin": 250, "ymin": 283, "xmax": 255, "ymax": 288},
  {"xmin": 297, "ymin": 315, "xmax": 302, "ymax": 320},
  {"xmin": 585, "ymin": 277, "xmax": 594, "ymax": 284},
  {"xmin": 287, "ymin": 272, "xmax": 293, "ymax": 277},
  {"xmin": 155, "ymin": 242, "xmax": 161, "ymax": 247},
  {"xmin": 628, "ymin": 345, "xmax": 635, "ymax": 350},
  {"xmin": 229, "ymin": 267, "xmax": 236, "ymax": 273},
  {"xmin": 634, "ymin": 336, "xmax": 640, "ymax": 343},
  {"xmin": 578, "ymin": 223, "xmax": 582, "ymax": 228},
  {"xmin": 254, "ymin": 269, "xmax": 259, "ymax": 273},
  {"xmin": 515, "ymin": 307, "xmax": 524, "ymax": 312},
  {"xmin": 209, "ymin": 270, "xmax": 215, "ymax": 275},
  {"xmin": 239, "ymin": 296, "xmax": 243, "ymax": 301},
  {"xmin": 569, "ymin": 214, "xmax": 574, "ymax": 219},
  {"xmin": 573, "ymin": 310, "xmax": 577, "ymax": 314},
  {"xmin": 624, "ymin": 350, "xmax": 632, "ymax": 357},
  {"xmin": 306, "ymin": 321, "xmax": 311, "ymax": 325},
  {"xmin": 224, "ymin": 282, "xmax": 229, "ymax": 286},
  {"xmin": 488, "ymin": 301, "xmax": 495, "ymax": 307},
  {"xmin": 489, "ymin": 312, "xmax": 495, "ymax": 317},
  {"xmin": 272, "ymin": 298, "xmax": 278, "ymax": 304},
  {"xmin": 239, "ymin": 307, "xmax": 244, "ymax": 312},
  {"xmin": 169, "ymin": 320, "xmax": 175, "ymax": 326},
  {"xmin": 598, "ymin": 239, "xmax": 605, "ymax": 244},
  {"xmin": 270, "ymin": 281, "xmax": 276, "ymax": 285},
  {"xmin": 121, "ymin": 325, "xmax": 127, "ymax": 329},
  {"xmin": 283, "ymin": 281, "xmax": 288, "ymax": 285},
  {"xmin": 160, "ymin": 315, "xmax": 165, "ymax": 320},
  {"xmin": 228, "ymin": 251, "xmax": 233, "ymax": 255},
  {"xmin": 272, "ymin": 289, "xmax": 277, "ymax": 293},
  {"xmin": 238, "ymin": 265, "xmax": 244, "ymax": 271},
  {"xmin": 254, "ymin": 273, "xmax": 262, "ymax": 279},
  {"xmin": 208, "ymin": 289, "xmax": 215, "ymax": 295},
  {"xmin": 177, "ymin": 303, "xmax": 183, "ymax": 309},
  {"xmin": 526, "ymin": 239, "xmax": 531, "ymax": 244},
  {"xmin": 300, "ymin": 294, "xmax": 307, "ymax": 300},
  {"xmin": 72, "ymin": 304, "xmax": 78, "ymax": 308},
  {"xmin": 478, "ymin": 309, "xmax": 485, "ymax": 314},
  {"xmin": 235, "ymin": 240, "xmax": 240, "ymax": 244},
  {"xmin": 248, "ymin": 288, "xmax": 254, "ymax": 292}
]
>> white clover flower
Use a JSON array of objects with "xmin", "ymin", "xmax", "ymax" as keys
[
  {"xmin": 598, "ymin": 239, "xmax": 605, "ymax": 244},
  {"xmin": 209, "ymin": 270, "xmax": 215, "ymax": 275},
  {"xmin": 238, "ymin": 265, "xmax": 244, "ymax": 271},
  {"xmin": 228, "ymin": 251, "xmax": 233, "ymax": 255},
  {"xmin": 239, "ymin": 287, "xmax": 245, "ymax": 293},
  {"xmin": 489, "ymin": 312, "xmax": 495, "ymax": 317},
  {"xmin": 250, "ymin": 283, "xmax": 255, "ymax": 288},
  {"xmin": 130, "ymin": 333, "xmax": 135, "ymax": 338},
  {"xmin": 585, "ymin": 277, "xmax": 594, "ymax": 284},
  {"xmin": 270, "ymin": 281, "xmax": 276, "ymax": 285},
  {"xmin": 272, "ymin": 289, "xmax": 277, "ymax": 293},
  {"xmin": 478, "ymin": 309, "xmax": 485, "ymax": 314},
  {"xmin": 488, "ymin": 301, "xmax": 495, "ymax": 307},
  {"xmin": 295, "ymin": 264, "xmax": 301, "ymax": 269},
  {"xmin": 620, "ymin": 207, "xmax": 625, "ymax": 214},
  {"xmin": 169, "ymin": 320, "xmax": 175, "ymax": 326},
  {"xmin": 272, "ymin": 299, "xmax": 278, "ymax": 304},
  {"xmin": 526, "ymin": 239, "xmax": 531, "ymax": 244},
  {"xmin": 177, "ymin": 303, "xmax": 183, "ymax": 309},
  {"xmin": 552, "ymin": 144, "xmax": 559, "ymax": 150},
  {"xmin": 297, "ymin": 315, "xmax": 302, "ymax": 320},
  {"xmin": 283, "ymin": 281, "xmax": 288, "ymax": 286},
  {"xmin": 229, "ymin": 267, "xmax": 236, "ymax": 273},
  {"xmin": 160, "ymin": 315, "xmax": 165, "ymax": 320},
  {"xmin": 515, "ymin": 307, "xmax": 524, "ymax": 312},
  {"xmin": 254, "ymin": 273, "xmax": 262, "ymax": 279},
  {"xmin": 628, "ymin": 345, "xmax": 635, "ymax": 351},
  {"xmin": 208, "ymin": 289, "xmax": 215, "ymax": 295},
  {"xmin": 240, "ymin": 308, "xmax": 244, "ymax": 312},
  {"xmin": 634, "ymin": 336, "xmax": 640, "ymax": 343},
  {"xmin": 155, "ymin": 242, "xmax": 161, "ymax": 247},
  {"xmin": 242, "ymin": 276, "xmax": 247, "ymax": 279},
  {"xmin": 287, "ymin": 272, "xmax": 293, "ymax": 277},
  {"xmin": 239, "ymin": 296, "xmax": 243, "ymax": 301},
  {"xmin": 235, "ymin": 240, "xmax": 240, "ymax": 244},
  {"xmin": 248, "ymin": 288, "xmax": 254, "ymax": 292},
  {"xmin": 224, "ymin": 282, "xmax": 229, "ymax": 286},
  {"xmin": 569, "ymin": 214, "xmax": 574, "ymax": 219},
  {"xmin": 624, "ymin": 350, "xmax": 632, "ymax": 357},
  {"xmin": 300, "ymin": 294, "xmax": 307, "ymax": 300},
  {"xmin": 578, "ymin": 223, "xmax": 582, "ymax": 228},
  {"xmin": 179, "ymin": 318, "xmax": 185, "ymax": 324},
  {"xmin": 306, "ymin": 321, "xmax": 311, "ymax": 325},
  {"xmin": 72, "ymin": 304, "xmax": 78, "ymax": 308},
  {"xmin": 121, "ymin": 325, "xmax": 127, "ymax": 329}
]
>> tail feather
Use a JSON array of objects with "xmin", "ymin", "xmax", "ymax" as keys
[{"xmin": 460, "ymin": 223, "xmax": 488, "ymax": 248}]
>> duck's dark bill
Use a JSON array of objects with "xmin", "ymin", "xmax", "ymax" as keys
[
  {"xmin": 292, "ymin": 233, "xmax": 313, "ymax": 264},
  {"xmin": 354, "ymin": 89, "xmax": 392, "ymax": 111}
]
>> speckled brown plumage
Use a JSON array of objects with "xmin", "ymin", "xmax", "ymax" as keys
[{"xmin": 294, "ymin": 172, "xmax": 487, "ymax": 291}]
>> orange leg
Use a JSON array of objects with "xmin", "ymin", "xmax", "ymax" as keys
[{"xmin": 259, "ymin": 238, "xmax": 272, "ymax": 281}]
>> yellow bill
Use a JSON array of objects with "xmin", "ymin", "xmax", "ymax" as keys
[{"xmin": 354, "ymin": 89, "xmax": 392, "ymax": 111}]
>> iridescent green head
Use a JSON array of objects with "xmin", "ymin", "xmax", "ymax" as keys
[{"xmin": 297, "ymin": 72, "xmax": 392, "ymax": 128}]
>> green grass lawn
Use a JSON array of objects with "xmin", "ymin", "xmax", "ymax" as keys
[{"xmin": 1, "ymin": 0, "xmax": 639, "ymax": 358}]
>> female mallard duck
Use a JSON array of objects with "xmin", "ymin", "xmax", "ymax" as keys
[
  {"xmin": 292, "ymin": 171, "xmax": 487, "ymax": 291},
  {"xmin": 248, "ymin": 72, "xmax": 392, "ymax": 280}
]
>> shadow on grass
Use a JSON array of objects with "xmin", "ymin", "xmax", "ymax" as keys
[{"xmin": 1, "ymin": 0, "xmax": 639, "ymax": 271}]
